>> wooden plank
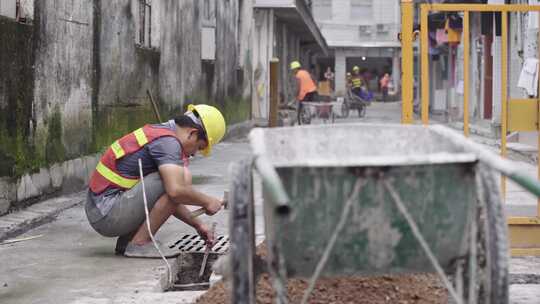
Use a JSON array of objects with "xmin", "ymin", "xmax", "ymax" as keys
[{"xmin": 269, "ymin": 59, "xmax": 279, "ymax": 128}]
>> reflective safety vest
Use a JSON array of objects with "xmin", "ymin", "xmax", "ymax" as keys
[
  {"xmin": 296, "ymin": 70, "xmax": 317, "ymax": 101},
  {"xmin": 351, "ymin": 76, "xmax": 362, "ymax": 89},
  {"xmin": 89, "ymin": 125, "xmax": 188, "ymax": 194}
]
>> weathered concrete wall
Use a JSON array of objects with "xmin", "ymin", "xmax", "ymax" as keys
[
  {"xmin": 251, "ymin": 8, "xmax": 274, "ymax": 119},
  {"xmin": 0, "ymin": 0, "xmax": 253, "ymax": 215},
  {"xmin": 214, "ymin": 0, "xmax": 239, "ymax": 99},
  {"xmin": 0, "ymin": 17, "xmax": 34, "ymax": 177},
  {"xmin": 159, "ymin": 0, "xmax": 202, "ymax": 107},
  {"xmin": 160, "ymin": 0, "xmax": 249, "ymax": 124},
  {"xmin": 33, "ymin": 0, "xmax": 94, "ymax": 159},
  {"xmin": 238, "ymin": 0, "xmax": 255, "ymax": 100},
  {"xmin": 97, "ymin": 0, "xmax": 160, "ymax": 108}
]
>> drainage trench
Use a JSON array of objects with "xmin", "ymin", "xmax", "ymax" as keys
[{"xmin": 165, "ymin": 234, "xmax": 229, "ymax": 291}]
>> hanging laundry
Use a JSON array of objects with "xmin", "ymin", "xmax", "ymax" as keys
[
  {"xmin": 436, "ymin": 29, "xmax": 448, "ymax": 45},
  {"xmin": 517, "ymin": 58, "xmax": 539, "ymax": 96}
]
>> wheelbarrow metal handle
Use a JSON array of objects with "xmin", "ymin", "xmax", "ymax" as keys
[
  {"xmin": 508, "ymin": 173, "xmax": 540, "ymax": 198},
  {"xmin": 253, "ymin": 155, "xmax": 291, "ymax": 217}
]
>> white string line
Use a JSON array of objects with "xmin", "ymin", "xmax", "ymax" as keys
[
  {"xmin": 300, "ymin": 178, "xmax": 366, "ymax": 304},
  {"xmin": 383, "ymin": 179, "xmax": 464, "ymax": 304},
  {"xmin": 138, "ymin": 158, "xmax": 173, "ymax": 286}
]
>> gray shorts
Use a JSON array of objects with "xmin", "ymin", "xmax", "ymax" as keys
[{"xmin": 85, "ymin": 173, "xmax": 165, "ymax": 237}]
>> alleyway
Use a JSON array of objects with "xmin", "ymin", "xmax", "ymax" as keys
[{"xmin": 1, "ymin": 101, "xmax": 539, "ymax": 303}]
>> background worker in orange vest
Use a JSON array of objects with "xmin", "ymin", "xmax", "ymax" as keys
[
  {"xmin": 85, "ymin": 104, "xmax": 226, "ymax": 258},
  {"xmin": 379, "ymin": 72, "xmax": 391, "ymax": 102},
  {"xmin": 290, "ymin": 61, "xmax": 317, "ymax": 124}
]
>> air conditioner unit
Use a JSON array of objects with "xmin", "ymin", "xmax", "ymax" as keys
[
  {"xmin": 376, "ymin": 24, "xmax": 389, "ymax": 33},
  {"xmin": 359, "ymin": 25, "xmax": 372, "ymax": 35}
]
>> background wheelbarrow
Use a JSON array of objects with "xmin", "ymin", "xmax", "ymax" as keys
[{"xmin": 228, "ymin": 123, "xmax": 540, "ymax": 304}]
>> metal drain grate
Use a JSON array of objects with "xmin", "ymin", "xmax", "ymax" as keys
[{"xmin": 168, "ymin": 234, "xmax": 229, "ymax": 253}]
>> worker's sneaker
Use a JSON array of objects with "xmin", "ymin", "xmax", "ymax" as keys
[{"xmin": 123, "ymin": 241, "xmax": 180, "ymax": 259}]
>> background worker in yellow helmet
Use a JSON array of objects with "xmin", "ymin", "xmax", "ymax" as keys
[
  {"xmin": 85, "ymin": 104, "xmax": 226, "ymax": 258},
  {"xmin": 350, "ymin": 66, "xmax": 363, "ymax": 97},
  {"xmin": 290, "ymin": 60, "xmax": 317, "ymax": 124}
]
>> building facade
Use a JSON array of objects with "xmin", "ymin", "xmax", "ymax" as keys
[{"xmin": 311, "ymin": 0, "xmax": 401, "ymax": 95}]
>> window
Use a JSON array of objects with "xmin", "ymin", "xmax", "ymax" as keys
[
  {"xmin": 0, "ymin": 0, "xmax": 32, "ymax": 23},
  {"xmin": 201, "ymin": 27, "xmax": 216, "ymax": 61},
  {"xmin": 137, "ymin": 0, "xmax": 152, "ymax": 48},
  {"xmin": 0, "ymin": 0, "xmax": 16, "ymax": 19},
  {"xmin": 312, "ymin": 0, "xmax": 331, "ymax": 21},
  {"xmin": 201, "ymin": 0, "xmax": 216, "ymax": 61},
  {"xmin": 350, "ymin": 0, "xmax": 372, "ymax": 21}
]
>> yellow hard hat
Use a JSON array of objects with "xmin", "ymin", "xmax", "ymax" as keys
[
  {"xmin": 186, "ymin": 104, "xmax": 226, "ymax": 156},
  {"xmin": 290, "ymin": 61, "xmax": 301, "ymax": 70},
  {"xmin": 352, "ymin": 66, "xmax": 360, "ymax": 72}
]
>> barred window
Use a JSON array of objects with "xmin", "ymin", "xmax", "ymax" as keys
[{"xmin": 137, "ymin": 0, "xmax": 152, "ymax": 48}]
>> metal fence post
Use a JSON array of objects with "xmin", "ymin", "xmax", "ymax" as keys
[
  {"xmin": 463, "ymin": 11, "xmax": 470, "ymax": 137},
  {"xmin": 421, "ymin": 4, "xmax": 430, "ymax": 125},
  {"xmin": 401, "ymin": 0, "xmax": 414, "ymax": 124}
]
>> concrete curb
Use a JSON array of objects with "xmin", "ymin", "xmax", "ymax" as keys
[
  {"xmin": 0, "ymin": 191, "xmax": 85, "ymax": 242},
  {"xmin": 447, "ymin": 122, "xmax": 537, "ymax": 164}
]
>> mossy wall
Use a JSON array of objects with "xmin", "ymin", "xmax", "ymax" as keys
[
  {"xmin": 0, "ymin": 0, "xmax": 252, "ymax": 180},
  {"xmin": 0, "ymin": 17, "xmax": 35, "ymax": 178}
]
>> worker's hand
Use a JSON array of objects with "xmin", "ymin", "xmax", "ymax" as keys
[
  {"xmin": 204, "ymin": 197, "xmax": 223, "ymax": 215},
  {"xmin": 196, "ymin": 223, "xmax": 215, "ymax": 248}
]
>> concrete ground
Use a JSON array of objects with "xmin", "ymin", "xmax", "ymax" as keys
[
  {"xmin": 0, "ymin": 138, "xmax": 259, "ymax": 304},
  {"xmin": 1, "ymin": 101, "xmax": 539, "ymax": 303}
]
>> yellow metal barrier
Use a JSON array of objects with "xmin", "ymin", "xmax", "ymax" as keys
[
  {"xmin": 403, "ymin": 3, "xmax": 540, "ymax": 256},
  {"xmin": 508, "ymin": 99, "xmax": 539, "ymax": 131},
  {"xmin": 420, "ymin": 4, "xmax": 429, "ymax": 125},
  {"xmin": 400, "ymin": 0, "xmax": 414, "ymax": 124}
]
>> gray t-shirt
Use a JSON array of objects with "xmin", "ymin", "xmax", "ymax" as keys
[{"xmin": 88, "ymin": 120, "xmax": 184, "ymax": 217}]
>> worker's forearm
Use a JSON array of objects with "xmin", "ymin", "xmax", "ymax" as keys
[
  {"xmin": 174, "ymin": 203, "xmax": 203, "ymax": 229},
  {"xmin": 168, "ymin": 186, "xmax": 214, "ymax": 209}
]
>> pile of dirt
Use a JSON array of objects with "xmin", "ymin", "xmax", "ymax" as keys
[
  {"xmin": 197, "ymin": 244, "xmax": 447, "ymax": 303},
  {"xmin": 197, "ymin": 272, "xmax": 447, "ymax": 304}
]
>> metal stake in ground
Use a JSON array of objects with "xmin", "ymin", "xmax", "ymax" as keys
[{"xmin": 199, "ymin": 222, "xmax": 217, "ymax": 278}]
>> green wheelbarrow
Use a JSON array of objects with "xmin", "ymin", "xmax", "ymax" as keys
[{"xmin": 227, "ymin": 123, "xmax": 540, "ymax": 304}]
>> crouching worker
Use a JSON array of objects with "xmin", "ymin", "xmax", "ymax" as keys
[{"xmin": 85, "ymin": 104, "xmax": 226, "ymax": 258}]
